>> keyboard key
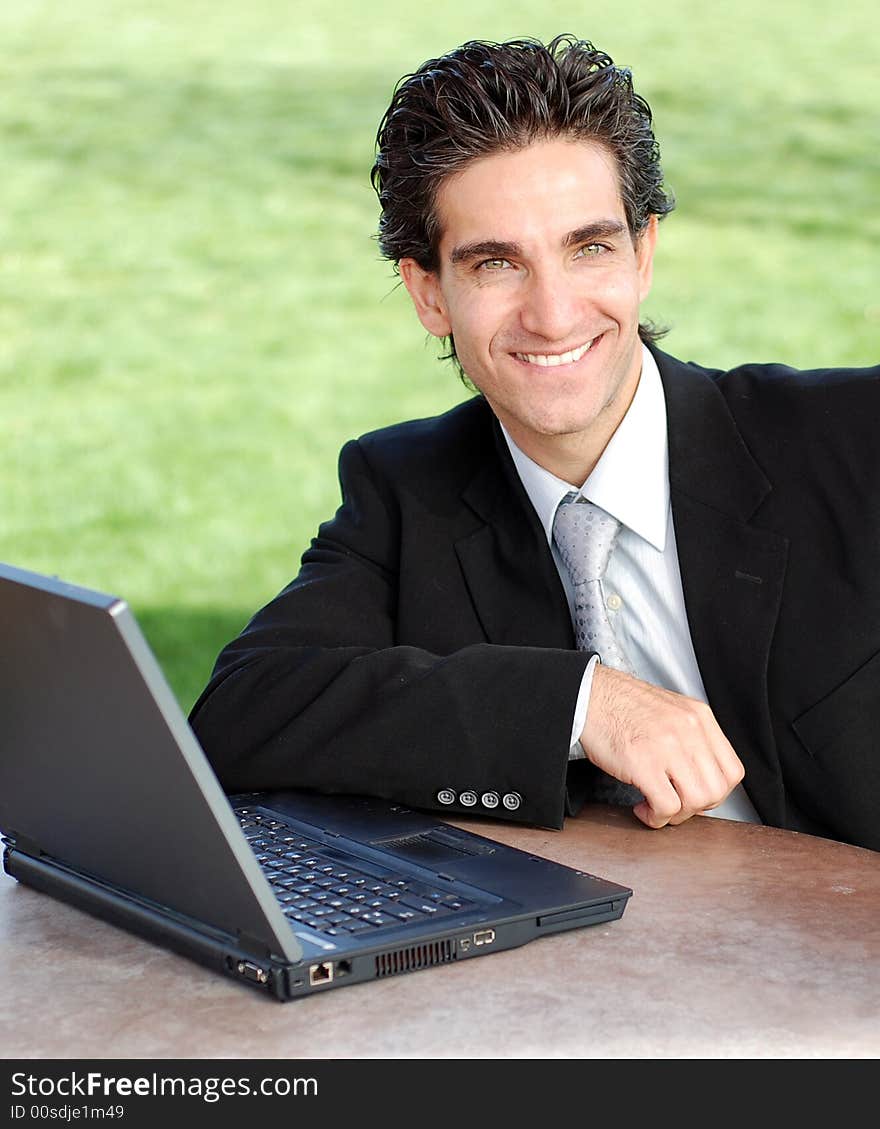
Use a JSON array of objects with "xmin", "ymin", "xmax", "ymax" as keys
[
  {"xmin": 342, "ymin": 919, "xmax": 375, "ymax": 934},
  {"xmin": 360, "ymin": 911, "xmax": 395, "ymax": 926},
  {"xmin": 390, "ymin": 907, "xmax": 424, "ymax": 922}
]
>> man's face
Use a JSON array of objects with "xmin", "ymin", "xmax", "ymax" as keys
[{"xmin": 399, "ymin": 138, "xmax": 657, "ymax": 479}]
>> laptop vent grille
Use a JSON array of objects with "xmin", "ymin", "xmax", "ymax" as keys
[{"xmin": 375, "ymin": 939, "xmax": 456, "ymax": 978}]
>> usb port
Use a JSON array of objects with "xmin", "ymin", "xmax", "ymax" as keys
[{"xmin": 473, "ymin": 929, "xmax": 496, "ymax": 946}]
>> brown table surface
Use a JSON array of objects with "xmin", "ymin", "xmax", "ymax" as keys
[{"xmin": 1, "ymin": 805, "xmax": 877, "ymax": 1059}]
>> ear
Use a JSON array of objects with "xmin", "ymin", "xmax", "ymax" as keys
[
  {"xmin": 636, "ymin": 214, "xmax": 658, "ymax": 302},
  {"xmin": 398, "ymin": 258, "xmax": 452, "ymax": 338}
]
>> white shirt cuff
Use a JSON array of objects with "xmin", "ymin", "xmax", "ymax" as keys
[{"xmin": 568, "ymin": 655, "xmax": 600, "ymax": 760}]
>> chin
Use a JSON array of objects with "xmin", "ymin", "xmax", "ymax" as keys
[{"xmin": 530, "ymin": 400, "xmax": 604, "ymax": 434}]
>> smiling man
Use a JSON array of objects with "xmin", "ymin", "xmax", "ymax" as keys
[{"xmin": 190, "ymin": 35, "xmax": 880, "ymax": 852}]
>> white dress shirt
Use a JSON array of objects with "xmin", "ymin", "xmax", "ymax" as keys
[{"xmin": 502, "ymin": 345, "xmax": 760, "ymax": 823}]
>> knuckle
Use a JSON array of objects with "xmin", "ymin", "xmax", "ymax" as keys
[
  {"xmin": 644, "ymin": 789, "xmax": 682, "ymax": 826},
  {"xmin": 655, "ymin": 730, "xmax": 681, "ymax": 753},
  {"xmin": 639, "ymin": 807, "xmax": 670, "ymax": 829}
]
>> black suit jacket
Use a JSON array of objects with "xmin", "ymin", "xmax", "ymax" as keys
[{"xmin": 190, "ymin": 347, "xmax": 880, "ymax": 851}]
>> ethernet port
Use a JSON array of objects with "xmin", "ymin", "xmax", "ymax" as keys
[{"xmin": 309, "ymin": 962, "xmax": 334, "ymax": 986}]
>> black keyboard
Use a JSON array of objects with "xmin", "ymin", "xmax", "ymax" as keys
[{"xmin": 237, "ymin": 808, "xmax": 477, "ymax": 938}]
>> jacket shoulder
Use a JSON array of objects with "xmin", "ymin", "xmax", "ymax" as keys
[
  {"xmin": 357, "ymin": 394, "xmax": 493, "ymax": 447},
  {"xmin": 350, "ymin": 396, "xmax": 497, "ymax": 486},
  {"xmin": 654, "ymin": 346, "xmax": 880, "ymax": 497},
  {"xmin": 653, "ymin": 344, "xmax": 880, "ymax": 392},
  {"xmin": 654, "ymin": 346, "xmax": 880, "ymax": 429}
]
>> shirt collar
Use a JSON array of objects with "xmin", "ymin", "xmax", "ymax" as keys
[{"xmin": 502, "ymin": 344, "xmax": 670, "ymax": 552}]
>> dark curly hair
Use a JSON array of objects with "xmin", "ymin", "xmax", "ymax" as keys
[{"xmin": 371, "ymin": 34, "xmax": 674, "ymax": 355}]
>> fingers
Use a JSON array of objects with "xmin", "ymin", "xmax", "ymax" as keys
[{"xmin": 580, "ymin": 666, "xmax": 745, "ymax": 830}]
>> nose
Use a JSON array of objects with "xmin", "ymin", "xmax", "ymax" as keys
[{"xmin": 518, "ymin": 265, "xmax": 582, "ymax": 342}]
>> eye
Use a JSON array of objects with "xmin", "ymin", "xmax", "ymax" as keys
[
  {"xmin": 575, "ymin": 243, "xmax": 608, "ymax": 259},
  {"xmin": 477, "ymin": 258, "xmax": 513, "ymax": 271}
]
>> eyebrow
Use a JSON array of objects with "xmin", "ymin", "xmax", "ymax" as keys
[
  {"xmin": 448, "ymin": 220, "xmax": 629, "ymax": 266},
  {"xmin": 565, "ymin": 220, "xmax": 628, "ymax": 247},
  {"xmin": 449, "ymin": 239, "xmax": 520, "ymax": 266}
]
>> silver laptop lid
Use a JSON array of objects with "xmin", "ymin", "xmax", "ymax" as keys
[{"xmin": 0, "ymin": 562, "xmax": 301, "ymax": 963}]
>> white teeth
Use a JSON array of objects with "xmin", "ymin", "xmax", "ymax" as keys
[{"xmin": 517, "ymin": 338, "xmax": 595, "ymax": 366}]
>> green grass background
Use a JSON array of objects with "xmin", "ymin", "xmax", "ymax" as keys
[{"xmin": 2, "ymin": 0, "xmax": 878, "ymax": 711}]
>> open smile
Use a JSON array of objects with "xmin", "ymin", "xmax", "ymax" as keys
[{"xmin": 514, "ymin": 335, "xmax": 600, "ymax": 367}]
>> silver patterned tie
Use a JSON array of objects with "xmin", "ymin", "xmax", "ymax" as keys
[{"xmin": 553, "ymin": 493, "xmax": 643, "ymax": 805}]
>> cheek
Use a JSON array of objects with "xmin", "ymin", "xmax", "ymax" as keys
[
  {"xmin": 447, "ymin": 298, "xmax": 499, "ymax": 358},
  {"xmin": 596, "ymin": 272, "xmax": 642, "ymax": 312}
]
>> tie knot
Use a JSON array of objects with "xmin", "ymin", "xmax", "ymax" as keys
[{"xmin": 552, "ymin": 494, "xmax": 621, "ymax": 586}]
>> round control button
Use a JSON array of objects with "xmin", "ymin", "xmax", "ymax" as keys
[
  {"xmin": 481, "ymin": 791, "xmax": 500, "ymax": 809},
  {"xmin": 459, "ymin": 790, "xmax": 478, "ymax": 807},
  {"xmin": 502, "ymin": 791, "xmax": 522, "ymax": 811},
  {"xmin": 437, "ymin": 788, "xmax": 456, "ymax": 805}
]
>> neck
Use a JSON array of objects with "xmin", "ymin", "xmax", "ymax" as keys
[
  {"xmin": 502, "ymin": 380, "xmax": 640, "ymax": 486},
  {"xmin": 513, "ymin": 432, "xmax": 607, "ymax": 486}
]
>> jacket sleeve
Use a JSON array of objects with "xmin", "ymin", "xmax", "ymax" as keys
[{"xmin": 189, "ymin": 438, "xmax": 592, "ymax": 829}]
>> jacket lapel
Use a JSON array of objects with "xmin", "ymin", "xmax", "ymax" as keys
[
  {"xmin": 455, "ymin": 415, "xmax": 574, "ymax": 651},
  {"xmin": 657, "ymin": 349, "xmax": 789, "ymax": 822}
]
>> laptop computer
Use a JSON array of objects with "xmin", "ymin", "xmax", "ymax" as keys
[{"xmin": 0, "ymin": 561, "xmax": 632, "ymax": 1001}]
